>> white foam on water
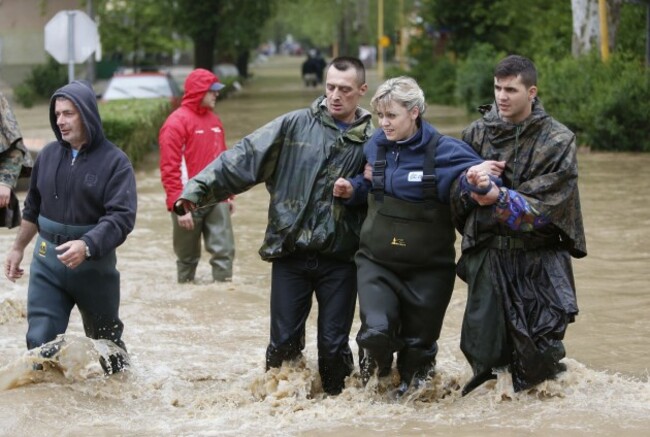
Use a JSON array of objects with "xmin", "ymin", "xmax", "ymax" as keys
[{"xmin": 0, "ymin": 298, "xmax": 25, "ymax": 326}]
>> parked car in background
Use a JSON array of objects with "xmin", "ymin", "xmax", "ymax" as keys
[{"xmin": 101, "ymin": 71, "xmax": 182, "ymax": 107}]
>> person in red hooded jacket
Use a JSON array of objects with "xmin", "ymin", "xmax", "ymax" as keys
[{"xmin": 159, "ymin": 68, "xmax": 235, "ymax": 283}]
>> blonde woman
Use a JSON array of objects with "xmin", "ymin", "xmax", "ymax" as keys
[{"xmin": 334, "ymin": 76, "xmax": 503, "ymax": 395}]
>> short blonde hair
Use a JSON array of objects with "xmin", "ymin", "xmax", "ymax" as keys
[{"xmin": 370, "ymin": 76, "xmax": 426, "ymax": 116}]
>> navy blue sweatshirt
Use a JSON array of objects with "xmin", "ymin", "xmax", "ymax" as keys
[
  {"xmin": 23, "ymin": 80, "xmax": 137, "ymax": 259},
  {"xmin": 348, "ymin": 120, "xmax": 484, "ymax": 204}
]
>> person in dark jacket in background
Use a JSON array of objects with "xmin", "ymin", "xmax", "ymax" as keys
[
  {"xmin": 159, "ymin": 68, "xmax": 235, "ymax": 283},
  {"xmin": 333, "ymin": 76, "xmax": 503, "ymax": 396},
  {"xmin": 302, "ymin": 49, "xmax": 327, "ymax": 87},
  {"xmin": 175, "ymin": 57, "xmax": 373, "ymax": 395},
  {"xmin": 4, "ymin": 80, "xmax": 137, "ymax": 375},
  {"xmin": 450, "ymin": 55, "xmax": 586, "ymax": 395}
]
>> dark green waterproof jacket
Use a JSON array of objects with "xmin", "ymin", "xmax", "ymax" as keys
[
  {"xmin": 451, "ymin": 99, "xmax": 587, "ymax": 259},
  {"xmin": 179, "ymin": 96, "xmax": 374, "ymax": 261}
]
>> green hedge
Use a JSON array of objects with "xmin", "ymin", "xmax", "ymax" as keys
[
  {"xmin": 14, "ymin": 57, "xmax": 68, "ymax": 108},
  {"xmin": 455, "ymin": 44, "xmax": 504, "ymax": 113},
  {"xmin": 416, "ymin": 46, "xmax": 650, "ymax": 152},
  {"xmin": 98, "ymin": 79, "xmax": 239, "ymax": 168},
  {"xmin": 99, "ymin": 98, "xmax": 172, "ymax": 167},
  {"xmin": 537, "ymin": 53, "xmax": 650, "ymax": 152}
]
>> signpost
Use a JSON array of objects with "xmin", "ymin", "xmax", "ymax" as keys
[{"xmin": 44, "ymin": 10, "xmax": 99, "ymax": 82}]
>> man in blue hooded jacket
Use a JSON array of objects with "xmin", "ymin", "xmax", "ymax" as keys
[{"xmin": 4, "ymin": 80, "xmax": 137, "ymax": 374}]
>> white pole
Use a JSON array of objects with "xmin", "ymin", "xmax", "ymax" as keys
[{"xmin": 67, "ymin": 11, "xmax": 75, "ymax": 82}]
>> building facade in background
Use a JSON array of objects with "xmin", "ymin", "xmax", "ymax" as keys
[{"xmin": 0, "ymin": 0, "xmax": 80, "ymax": 87}]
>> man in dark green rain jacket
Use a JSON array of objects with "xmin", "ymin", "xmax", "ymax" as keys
[{"xmin": 175, "ymin": 57, "xmax": 373, "ymax": 395}]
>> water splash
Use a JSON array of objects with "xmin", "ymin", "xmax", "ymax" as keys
[
  {"xmin": 0, "ymin": 298, "xmax": 25, "ymax": 325},
  {"xmin": 0, "ymin": 334, "xmax": 128, "ymax": 390}
]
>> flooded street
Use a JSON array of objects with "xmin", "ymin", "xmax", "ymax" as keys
[{"xmin": 1, "ymin": 56, "xmax": 649, "ymax": 436}]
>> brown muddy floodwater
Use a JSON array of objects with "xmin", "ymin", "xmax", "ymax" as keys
[{"xmin": 1, "ymin": 56, "xmax": 649, "ymax": 436}]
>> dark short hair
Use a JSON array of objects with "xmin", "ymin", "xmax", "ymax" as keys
[
  {"xmin": 328, "ymin": 56, "xmax": 366, "ymax": 85},
  {"xmin": 494, "ymin": 55, "xmax": 537, "ymax": 88}
]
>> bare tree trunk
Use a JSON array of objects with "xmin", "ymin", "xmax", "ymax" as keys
[
  {"xmin": 236, "ymin": 50, "xmax": 249, "ymax": 78},
  {"xmin": 194, "ymin": 34, "xmax": 216, "ymax": 71},
  {"xmin": 572, "ymin": 0, "xmax": 623, "ymax": 57},
  {"xmin": 85, "ymin": 0, "xmax": 96, "ymax": 83}
]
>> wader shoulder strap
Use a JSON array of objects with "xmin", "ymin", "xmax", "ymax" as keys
[
  {"xmin": 371, "ymin": 145, "xmax": 387, "ymax": 202},
  {"xmin": 422, "ymin": 132, "xmax": 442, "ymax": 206}
]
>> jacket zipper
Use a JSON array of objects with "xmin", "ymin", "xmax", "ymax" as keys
[{"xmin": 63, "ymin": 150, "xmax": 76, "ymax": 223}]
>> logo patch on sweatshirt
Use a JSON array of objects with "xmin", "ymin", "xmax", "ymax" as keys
[
  {"xmin": 211, "ymin": 127, "xmax": 222, "ymax": 133},
  {"xmin": 408, "ymin": 171, "xmax": 423, "ymax": 182},
  {"xmin": 84, "ymin": 173, "xmax": 98, "ymax": 187}
]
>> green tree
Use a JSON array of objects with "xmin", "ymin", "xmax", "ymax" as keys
[
  {"xmin": 216, "ymin": 1, "xmax": 277, "ymax": 77},
  {"xmin": 407, "ymin": 0, "xmax": 573, "ymax": 106},
  {"xmin": 165, "ymin": 0, "xmax": 279, "ymax": 73},
  {"xmin": 276, "ymin": 0, "xmax": 334, "ymax": 46},
  {"xmin": 615, "ymin": 1, "xmax": 648, "ymax": 61},
  {"xmin": 417, "ymin": 0, "xmax": 571, "ymax": 59},
  {"xmin": 95, "ymin": 0, "xmax": 178, "ymax": 68},
  {"xmin": 165, "ymin": 0, "xmax": 223, "ymax": 70},
  {"xmin": 90, "ymin": 0, "xmax": 279, "ymax": 73},
  {"xmin": 262, "ymin": 0, "xmax": 410, "ymax": 58}
]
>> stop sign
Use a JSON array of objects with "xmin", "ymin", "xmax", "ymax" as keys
[{"xmin": 44, "ymin": 10, "xmax": 99, "ymax": 64}]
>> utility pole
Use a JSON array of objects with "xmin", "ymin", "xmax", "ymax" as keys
[
  {"xmin": 646, "ymin": 0, "xmax": 650, "ymax": 69},
  {"xmin": 598, "ymin": 0, "xmax": 610, "ymax": 61},
  {"xmin": 377, "ymin": 0, "xmax": 384, "ymax": 79},
  {"xmin": 398, "ymin": 0, "xmax": 406, "ymax": 70},
  {"xmin": 86, "ymin": 0, "xmax": 97, "ymax": 82}
]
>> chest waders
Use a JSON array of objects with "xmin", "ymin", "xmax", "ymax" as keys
[
  {"xmin": 27, "ymin": 216, "xmax": 127, "ymax": 373},
  {"xmin": 355, "ymin": 133, "xmax": 457, "ymax": 388},
  {"xmin": 172, "ymin": 202, "xmax": 234, "ymax": 283}
]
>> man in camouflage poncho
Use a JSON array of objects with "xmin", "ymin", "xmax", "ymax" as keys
[
  {"xmin": 450, "ymin": 55, "xmax": 587, "ymax": 394},
  {"xmin": 175, "ymin": 57, "xmax": 373, "ymax": 395},
  {"xmin": 0, "ymin": 92, "xmax": 33, "ymax": 228}
]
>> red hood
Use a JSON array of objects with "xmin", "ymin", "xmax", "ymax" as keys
[{"xmin": 181, "ymin": 68, "xmax": 220, "ymax": 115}]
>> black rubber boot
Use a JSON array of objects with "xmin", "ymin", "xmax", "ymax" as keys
[
  {"xmin": 319, "ymin": 350, "xmax": 354, "ymax": 396},
  {"xmin": 394, "ymin": 368, "xmax": 430, "ymax": 397},
  {"xmin": 99, "ymin": 352, "xmax": 130, "ymax": 375},
  {"xmin": 265, "ymin": 341, "xmax": 303, "ymax": 371},
  {"xmin": 396, "ymin": 347, "xmax": 435, "ymax": 395},
  {"xmin": 359, "ymin": 350, "xmax": 377, "ymax": 386},
  {"xmin": 359, "ymin": 347, "xmax": 393, "ymax": 386},
  {"xmin": 39, "ymin": 337, "xmax": 66, "ymax": 359},
  {"xmin": 98, "ymin": 339, "xmax": 130, "ymax": 376},
  {"xmin": 461, "ymin": 369, "xmax": 497, "ymax": 396}
]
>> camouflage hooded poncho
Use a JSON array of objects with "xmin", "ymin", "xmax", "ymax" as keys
[
  {"xmin": 451, "ymin": 98, "xmax": 586, "ymax": 259},
  {"xmin": 451, "ymin": 98, "xmax": 587, "ymax": 392},
  {"xmin": 1, "ymin": 92, "xmax": 33, "ymax": 228},
  {"xmin": 0, "ymin": 92, "xmax": 33, "ymax": 187}
]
